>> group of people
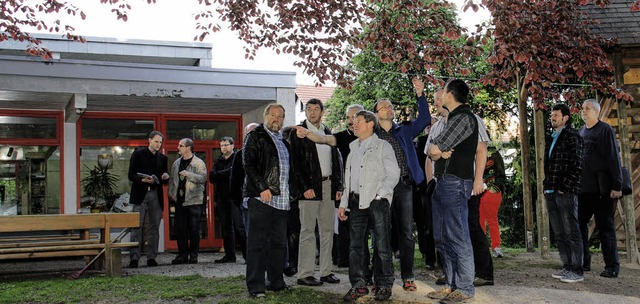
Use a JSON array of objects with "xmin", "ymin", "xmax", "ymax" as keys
[
  {"xmin": 121, "ymin": 78, "xmax": 622, "ymax": 304},
  {"xmin": 543, "ymin": 100, "xmax": 623, "ymax": 284}
]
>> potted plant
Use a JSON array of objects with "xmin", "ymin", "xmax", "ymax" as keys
[{"xmin": 81, "ymin": 165, "xmax": 119, "ymax": 212}]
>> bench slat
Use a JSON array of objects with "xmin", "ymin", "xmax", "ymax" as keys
[
  {"xmin": 0, "ymin": 244, "xmax": 105, "ymax": 254},
  {"xmin": 0, "ymin": 239, "xmax": 100, "ymax": 249},
  {"xmin": 0, "ymin": 249, "xmax": 102, "ymax": 260},
  {"xmin": 0, "ymin": 235, "xmax": 99, "ymax": 242},
  {"xmin": 109, "ymin": 242, "xmax": 138, "ymax": 249}
]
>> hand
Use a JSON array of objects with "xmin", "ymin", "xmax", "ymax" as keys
[
  {"xmin": 161, "ymin": 173, "xmax": 169, "ymax": 180},
  {"xmin": 260, "ymin": 189, "xmax": 273, "ymax": 203},
  {"xmin": 303, "ymin": 189, "xmax": 316, "ymax": 199},
  {"xmin": 335, "ymin": 191, "xmax": 343, "ymax": 201},
  {"xmin": 412, "ymin": 77, "xmax": 425, "ymax": 96},
  {"xmin": 441, "ymin": 149, "xmax": 454, "ymax": 159},
  {"xmin": 179, "ymin": 170, "xmax": 188, "ymax": 177},
  {"xmin": 610, "ymin": 190, "xmax": 622, "ymax": 199},
  {"xmin": 338, "ymin": 207, "xmax": 348, "ymax": 221},
  {"xmin": 472, "ymin": 180, "xmax": 485, "ymax": 196},
  {"xmin": 142, "ymin": 177, "xmax": 154, "ymax": 184},
  {"xmin": 294, "ymin": 126, "xmax": 309, "ymax": 138}
]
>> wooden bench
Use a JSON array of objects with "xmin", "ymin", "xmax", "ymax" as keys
[{"xmin": 0, "ymin": 213, "xmax": 139, "ymax": 276}]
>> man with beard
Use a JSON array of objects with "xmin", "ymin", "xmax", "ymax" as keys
[{"xmin": 243, "ymin": 103, "xmax": 299, "ymax": 298}]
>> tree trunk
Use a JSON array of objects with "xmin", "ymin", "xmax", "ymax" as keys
[
  {"xmin": 516, "ymin": 74, "xmax": 535, "ymax": 252},
  {"xmin": 533, "ymin": 108, "xmax": 550, "ymax": 259}
]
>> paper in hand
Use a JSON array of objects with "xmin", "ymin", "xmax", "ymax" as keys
[{"xmin": 137, "ymin": 172, "xmax": 160, "ymax": 184}]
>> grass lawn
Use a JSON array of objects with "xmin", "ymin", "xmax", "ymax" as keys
[{"xmin": 0, "ymin": 274, "xmax": 343, "ymax": 304}]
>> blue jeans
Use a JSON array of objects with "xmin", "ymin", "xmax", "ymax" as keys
[
  {"xmin": 390, "ymin": 180, "xmax": 415, "ymax": 280},
  {"xmin": 432, "ymin": 174, "xmax": 474, "ymax": 296},
  {"xmin": 348, "ymin": 194, "xmax": 394, "ymax": 288},
  {"xmin": 545, "ymin": 192, "xmax": 583, "ymax": 274}
]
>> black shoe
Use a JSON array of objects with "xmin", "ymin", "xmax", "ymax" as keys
[
  {"xmin": 320, "ymin": 274, "xmax": 341, "ymax": 284},
  {"xmin": 583, "ymin": 265, "xmax": 591, "ymax": 272},
  {"xmin": 425, "ymin": 263, "xmax": 436, "ymax": 271},
  {"xmin": 171, "ymin": 256, "xmax": 188, "ymax": 265},
  {"xmin": 214, "ymin": 256, "xmax": 236, "ymax": 264},
  {"xmin": 283, "ymin": 266, "xmax": 298, "ymax": 277},
  {"xmin": 147, "ymin": 259, "xmax": 158, "ymax": 267},
  {"xmin": 435, "ymin": 275, "xmax": 446, "ymax": 285},
  {"xmin": 374, "ymin": 287, "xmax": 392, "ymax": 301},
  {"xmin": 600, "ymin": 270, "xmax": 618, "ymax": 278},
  {"xmin": 266, "ymin": 284, "xmax": 291, "ymax": 292},
  {"xmin": 473, "ymin": 277, "xmax": 494, "ymax": 287},
  {"xmin": 128, "ymin": 259, "xmax": 138, "ymax": 268},
  {"xmin": 297, "ymin": 276, "xmax": 323, "ymax": 286},
  {"xmin": 343, "ymin": 287, "xmax": 369, "ymax": 302},
  {"xmin": 188, "ymin": 257, "xmax": 198, "ymax": 264}
]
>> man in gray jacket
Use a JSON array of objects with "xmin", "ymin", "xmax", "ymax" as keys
[
  {"xmin": 168, "ymin": 138, "xmax": 207, "ymax": 265},
  {"xmin": 338, "ymin": 110, "xmax": 400, "ymax": 302}
]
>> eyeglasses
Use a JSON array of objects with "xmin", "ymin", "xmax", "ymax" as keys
[{"xmin": 377, "ymin": 104, "xmax": 394, "ymax": 111}]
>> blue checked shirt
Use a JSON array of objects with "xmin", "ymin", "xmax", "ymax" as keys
[{"xmin": 260, "ymin": 128, "xmax": 290, "ymax": 211}]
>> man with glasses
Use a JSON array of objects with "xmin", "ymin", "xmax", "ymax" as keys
[
  {"xmin": 373, "ymin": 78, "xmax": 431, "ymax": 292},
  {"xmin": 211, "ymin": 136, "xmax": 245, "ymax": 263},
  {"xmin": 127, "ymin": 130, "xmax": 170, "ymax": 268},
  {"xmin": 168, "ymin": 138, "xmax": 207, "ymax": 265}
]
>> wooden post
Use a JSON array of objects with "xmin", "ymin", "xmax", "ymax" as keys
[
  {"xmin": 534, "ymin": 108, "xmax": 550, "ymax": 259},
  {"xmin": 614, "ymin": 51, "xmax": 640, "ymax": 264},
  {"xmin": 517, "ymin": 73, "xmax": 535, "ymax": 252}
]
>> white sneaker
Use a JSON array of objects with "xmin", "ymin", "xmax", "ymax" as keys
[
  {"xmin": 561, "ymin": 271, "xmax": 584, "ymax": 283},
  {"xmin": 492, "ymin": 247, "xmax": 504, "ymax": 257},
  {"xmin": 552, "ymin": 269, "xmax": 569, "ymax": 279}
]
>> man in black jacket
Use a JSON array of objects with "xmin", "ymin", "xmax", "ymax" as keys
[
  {"xmin": 544, "ymin": 103, "xmax": 584, "ymax": 283},
  {"xmin": 243, "ymin": 103, "xmax": 299, "ymax": 298},
  {"xmin": 127, "ymin": 130, "xmax": 169, "ymax": 268},
  {"xmin": 287, "ymin": 98, "xmax": 344, "ymax": 287},
  {"xmin": 211, "ymin": 136, "xmax": 245, "ymax": 263}
]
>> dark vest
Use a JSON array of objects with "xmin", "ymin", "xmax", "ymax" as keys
[{"xmin": 434, "ymin": 105, "xmax": 478, "ymax": 180}]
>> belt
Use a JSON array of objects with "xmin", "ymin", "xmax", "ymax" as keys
[{"xmin": 321, "ymin": 176, "xmax": 331, "ymax": 181}]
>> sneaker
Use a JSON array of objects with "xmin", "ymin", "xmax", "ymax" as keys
[
  {"xmin": 249, "ymin": 292, "xmax": 266, "ymax": 298},
  {"xmin": 473, "ymin": 277, "xmax": 494, "ymax": 286},
  {"xmin": 427, "ymin": 287, "xmax": 452, "ymax": 300},
  {"xmin": 440, "ymin": 290, "xmax": 472, "ymax": 304},
  {"xmin": 560, "ymin": 271, "xmax": 584, "ymax": 283},
  {"xmin": 343, "ymin": 287, "xmax": 369, "ymax": 302},
  {"xmin": 492, "ymin": 247, "xmax": 504, "ymax": 258},
  {"xmin": 402, "ymin": 279, "xmax": 417, "ymax": 291},
  {"xmin": 551, "ymin": 268, "xmax": 569, "ymax": 279},
  {"xmin": 374, "ymin": 287, "xmax": 392, "ymax": 301}
]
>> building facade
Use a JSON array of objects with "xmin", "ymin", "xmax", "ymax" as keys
[{"xmin": 0, "ymin": 34, "xmax": 296, "ymax": 252}]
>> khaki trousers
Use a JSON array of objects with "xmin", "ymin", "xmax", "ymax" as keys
[{"xmin": 297, "ymin": 179, "xmax": 335, "ymax": 278}]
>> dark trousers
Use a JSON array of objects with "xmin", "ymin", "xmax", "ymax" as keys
[
  {"xmin": 421, "ymin": 180, "xmax": 438, "ymax": 267},
  {"xmin": 336, "ymin": 216, "xmax": 350, "ymax": 266},
  {"xmin": 349, "ymin": 194, "xmax": 394, "ymax": 288},
  {"xmin": 546, "ymin": 192, "xmax": 583, "ymax": 275},
  {"xmin": 390, "ymin": 181, "xmax": 416, "ymax": 280},
  {"xmin": 578, "ymin": 193, "xmax": 619, "ymax": 273},
  {"xmin": 246, "ymin": 198, "xmax": 288, "ymax": 293},
  {"xmin": 218, "ymin": 197, "xmax": 246, "ymax": 259},
  {"xmin": 468, "ymin": 195, "xmax": 494, "ymax": 280},
  {"xmin": 286, "ymin": 201, "xmax": 301, "ymax": 269},
  {"xmin": 175, "ymin": 203, "xmax": 203, "ymax": 259}
]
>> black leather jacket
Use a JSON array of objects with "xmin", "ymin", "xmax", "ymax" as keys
[
  {"xmin": 285, "ymin": 121, "xmax": 344, "ymax": 201},
  {"xmin": 242, "ymin": 124, "xmax": 299, "ymax": 200}
]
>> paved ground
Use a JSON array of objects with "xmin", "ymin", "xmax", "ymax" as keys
[
  {"xmin": 2, "ymin": 251, "xmax": 640, "ymax": 304},
  {"xmin": 121, "ymin": 252, "xmax": 640, "ymax": 304}
]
